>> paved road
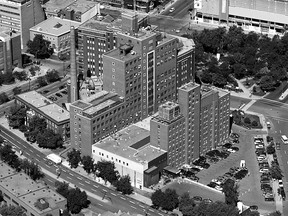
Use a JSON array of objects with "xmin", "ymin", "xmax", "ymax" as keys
[
  {"xmin": 161, "ymin": 0, "xmax": 192, "ymax": 19},
  {"xmin": 0, "ymin": 126, "xmax": 165, "ymax": 216}
]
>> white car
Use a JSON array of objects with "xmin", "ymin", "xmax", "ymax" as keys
[
  {"xmin": 279, "ymin": 179, "xmax": 283, "ymax": 187},
  {"xmin": 215, "ymin": 185, "xmax": 223, "ymax": 191},
  {"xmin": 259, "ymin": 168, "xmax": 269, "ymax": 173},
  {"xmin": 255, "ymin": 145, "xmax": 264, "ymax": 149},
  {"xmin": 169, "ymin": 7, "xmax": 175, "ymax": 12},
  {"xmin": 227, "ymin": 148, "xmax": 236, "ymax": 153}
]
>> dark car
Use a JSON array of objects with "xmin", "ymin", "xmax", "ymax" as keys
[
  {"xmin": 261, "ymin": 184, "xmax": 272, "ymax": 191},
  {"xmin": 201, "ymin": 163, "xmax": 210, "ymax": 169},
  {"xmin": 207, "ymin": 182, "xmax": 217, "ymax": 188},
  {"xmin": 209, "ymin": 157, "xmax": 219, "ymax": 163},
  {"xmin": 260, "ymin": 178, "xmax": 271, "ymax": 184},
  {"xmin": 61, "ymin": 90, "xmax": 68, "ymax": 95},
  {"xmin": 59, "ymin": 85, "xmax": 65, "ymax": 90},
  {"xmin": 42, "ymin": 90, "xmax": 50, "ymax": 94},
  {"xmin": 231, "ymin": 146, "xmax": 239, "ymax": 151},
  {"xmin": 190, "ymin": 167, "xmax": 201, "ymax": 173},
  {"xmin": 223, "ymin": 143, "xmax": 232, "ymax": 149},
  {"xmin": 55, "ymin": 93, "xmax": 63, "ymax": 97}
]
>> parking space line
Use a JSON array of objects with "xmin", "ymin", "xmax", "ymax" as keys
[{"xmin": 131, "ymin": 206, "xmax": 136, "ymax": 209}]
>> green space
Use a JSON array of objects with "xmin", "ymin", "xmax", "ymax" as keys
[
  {"xmin": 232, "ymin": 110, "xmax": 262, "ymax": 129},
  {"xmin": 163, "ymin": 181, "xmax": 224, "ymax": 202}
]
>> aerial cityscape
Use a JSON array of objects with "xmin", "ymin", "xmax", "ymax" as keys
[{"xmin": 0, "ymin": 0, "xmax": 288, "ymax": 215}]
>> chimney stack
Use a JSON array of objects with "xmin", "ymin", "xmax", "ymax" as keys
[{"xmin": 69, "ymin": 26, "xmax": 78, "ymax": 103}]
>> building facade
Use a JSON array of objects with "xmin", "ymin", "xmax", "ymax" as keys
[
  {"xmin": 29, "ymin": 17, "xmax": 80, "ymax": 58},
  {"xmin": 0, "ymin": 27, "xmax": 22, "ymax": 73},
  {"xmin": 15, "ymin": 91, "xmax": 70, "ymax": 140},
  {"xmin": 0, "ymin": 162, "xmax": 66, "ymax": 216},
  {"xmin": 150, "ymin": 82, "xmax": 230, "ymax": 169},
  {"xmin": 194, "ymin": 0, "xmax": 288, "ymax": 35},
  {"xmin": 0, "ymin": 0, "xmax": 45, "ymax": 49},
  {"xmin": 92, "ymin": 124, "xmax": 167, "ymax": 189}
]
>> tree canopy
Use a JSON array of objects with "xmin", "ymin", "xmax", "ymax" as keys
[
  {"xmin": 81, "ymin": 155, "xmax": 94, "ymax": 174},
  {"xmin": 114, "ymin": 175, "xmax": 133, "ymax": 195},
  {"xmin": 0, "ymin": 205, "xmax": 26, "ymax": 216},
  {"xmin": 67, "ymin": 148, "xmax": 81, "ymax": 169},
  {"xmin": 151, "ymin": 189, "xmax": 179, "ymax": 211},
  {"xmin": 94, "ymin": 160, "xmax": 119, "ymax": 184},
  {"xmin": 27, "ymin": 34, "xmax": 54, "ymax": 59},
  {"xmin": 222, "ymin": 179, "xmax": 239, "ymax": 206},
  {"xmin": 45, "ymin": 69, "xmax": 61, "ymax": 83}
]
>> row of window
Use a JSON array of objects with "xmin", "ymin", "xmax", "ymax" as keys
[{"xmin": 97, "ymin": 152, "xmax": 129, "ymax": 166}]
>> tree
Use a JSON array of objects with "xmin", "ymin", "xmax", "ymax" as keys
[
  {"xmin": 20, "ymin": 159, "xmax": 44, "ymax": 181},
  {"xmin": 13, "ymin": 70, "xmax": 27, "ymax": 81},
  {"xmin": 67, "ymin": 148, "xmax": 81, "ymax": 169},
  {"xmin": 36, "ymin": 129, "xmax": 63, "ymax": 149},
  {"xmin": 270, "ymin": 163, "xmax": 283, "ymax": 180},
  {"xmin": 244, "ymin": 117, "xmax": 251, "ymax": 125},
  {"xmin": 266, "ymin": 144, "xmax": 275, "ymax": 155},
  {"xmin": 45, "ymin": 69, "xmax": 60, "ymax": 83},
  {"xmin": 201, "ymin": 71, "xmax": 213, "ymax": 84},
  {"xmin": 27, "ymin": 116, "xmax": 47, "ymax": 133},
  {"xmin": 268, "ymin": 211, "xmax": 281, "ymax": 216},
  {"xmin": 12, "ymin": 87, "xmax": 22, "ymax": 96},
  {"xmin": 189, "ymin": 201, "xmax": 240, "ymax": 216},
  {"xmin": 259, "ymin": 75, "xmax": 276, "ymax": 92},
  {"xmin": 55, "ymin": 181, "xmax": 70, "ymax": 198},
  {"xmin": 251, "ymin": 120, "xmax": 258, "ymax": 127},
  {"xmin": 0, "ymin": 191, "xmax": 3, "ymax": 203},
  {"xmin": 94, "ymin": 160, "xmax": 119, "ymax": 184},
  {"xmin": 233, "ymin": 63, "xmax": 246, "ymax": 79},
  {"xmin": 36, "ymin": 76, "xmax": 47, "ymax": 87},
  {"xmin": 114, "ymin": 175, "xmax": 133, "ymax": 195},
  {"xmin": 27, "ymin": 34, "xmax": 54, "ymax": 59},
  {"xmin": 2, "ymin": 71, "xmax": 15, "ymax": 84},
  {"xmin": 151, "ymin": 189, "xmax": 165, "ymax": 208},
  {"xmin": 0, "ymin": 205, "xmax": 26, "ymax": 216},
  {"xmin": 67, "ymin": 187, "xmax": 90, "ymax": 214},
  {"xmin": 7, "ymin": 105, "xmax": 27, "ymax": 129},
  {"xmin": 161, "ymin": 189, "xmax": 179, "ymax": 211},
  {"xmin": 179, "ymin": 192, "xmax": 195, "ymax": 216},
  {"xmin": 0, "ymin": 92, "xmax": 9, "ymax": 105},
  {"xmin": 0, "ymin": 145, "xmax": 21, "ymax": 171},
  {"xmin": 81, "ymin": 155, "xmax": 94, "ymax": 174},
  {"xmin": 222, "ymin": 179, "xmax": 239, "ymax": 206}
]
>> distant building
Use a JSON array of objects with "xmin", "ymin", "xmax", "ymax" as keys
[
  {"xmin": 15, "ymin": 91, "xmax": 70, "ymax": 140},
  {"xmin": 195, "ymin": 0, "xmax": 288, "ymax": 35},
  {"xmin": 0, "ymin": 27, "xmax": 22, "ymax": 73},
  {"xmin": 43, "ymin": 0, "xmax": 98, "ymax": 23},
  {"xmin": 29, "ymin": 17, "xmax": 80, "ymax": 58},
  {"xmin": 92, "ymin": 124, "xmax": 167, "ymax": 189},
  {"xmin": 150, "ymin": 82, "xmax": 230, "ymax": 169},
  {"xmin": 0, "ymin": 0, "xmax": 45, "ymax": 49},
  {"xmin": 0, "ymin": 162, "xmax": 66, "ymax": 216}
]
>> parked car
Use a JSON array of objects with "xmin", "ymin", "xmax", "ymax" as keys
[
  {"xmin": 55, "ymin": 93, "xmax": 63, "ymax": 97},
  {"xmin": 279, "ymin": 179, "xmax": 283, "ymax": 188},
  {"xmin": 169, "ymin": 7, "xmax": 175, "ymax": 12},
  {"xmin": 59, "ymin": 85, "xmax": 65, "ymax": 90},
  {"xmin": 231, "ymin": 133, "xmax": 239, "ymax": 139},
  {"xmin": 223, "ymin": 143, "xmax": 232, "ymax": 149},
  {"xmin": 260, "ymin": 178, "xmax": 271, "ymax": 184},
  {"xmin": 61, "ymin": 90, "xmax": 68, "ymax": 95},
  {"xmin": 261, "ymin": 184, "xmax": 272, "ymax": 191},
  {"xmin": 207, "ymin": 182, "xmax": 217, "ymax": 188},
  {"xmin": 42, "ymin": 90, "xmax": 50, "ymax": 94},
  {"xmin": 259, "ymin": 168, "xmax": 270, "ymax": 173},
  {"xmin": 231, "ymin": 146, "xmax": 239, "ymax": 151}
]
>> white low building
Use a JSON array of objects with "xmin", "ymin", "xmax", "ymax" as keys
[{"xmin": 92, "ymin": 124, "xmax": 167, "ymax": 189}]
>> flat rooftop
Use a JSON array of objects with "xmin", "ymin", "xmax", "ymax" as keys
[
  {"xmin": 179, "ymin": 82, "xmax": 200, "ymax": 92},
  {"xmin": 0, "ymin": 173, "xmax": 45, "ymax": 197},
  {"xmin": 16, "ymin": 91, "xmax": 53, "ymax": 108},
  {"xmin": 16, "ymin": 91, "xmax": 69, "ymax": 123},
  {"xmin": 104, "ymin": 48, "xmax": 141, "ymax": 62},
  {"xmin": 18, "ymin": 188, "xmax": 65, "ymax": 214},
  {"xmin": 30, "ymin": 17, "xmax": 80, "ymax": 36},
  {"xmin": 0, "ymin": 27, "xmax": 20, "ymax": 41},
  {"xmin": 0, "ymin": 162, "xmax": 15, "ymax": 179},
  {"xmin": 134, "ymin": 116, "xmax": 153, "ymax": 131},
  {"xmin": 43, "ymin": 0, "xmax": 75, "ymax": 13},
  {"xmin": 172, "ymin": 35, "xmax": 195, "ymax": 56},
  {"xmin": 93, "ymin": 125, "xmax": 166, "ymax": 164},
  {"xmin": 65, "ymin": 0, "xmax": 97, "ymax": 13},
  {"xmin": 83, "ymin": 99, "xmax": 116, "ymax": 115},
  {"xmin": 38, "ymin": 104, "xmax": 70, "ymax": 122}
]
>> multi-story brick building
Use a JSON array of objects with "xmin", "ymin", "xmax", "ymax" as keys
[
  {"xmin": 150, "ymin": 82, "xmax": 230, "ymax": 169},
  {"xmin": 29, "ymin": 17, "xmax": 80, "ymax": 58},
  {"xmin": 77, "ymin": 10, "xmax": 148, "ymax": 77},
  {"xmin": 0, "ymin": 27, "xmax": 22, "ymax": 73},
  {"xmin": 0, "ymin": 0, "xmax": 45, "ymax": 49},
  {"xmin": 69, "ymin": 90, "xmax": 142, "ymax": 155},
  {"xmin": 0, "ymin": 162, "xmax": 66, "ymax": 216},
  {"xmin": 15, "ymin": 91, "xmax": 70, "ymax": 140}
]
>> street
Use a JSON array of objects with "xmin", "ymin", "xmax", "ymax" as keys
[{"xmin": 0, "ymin": 125, "xmax": 166, "ymax": 216}]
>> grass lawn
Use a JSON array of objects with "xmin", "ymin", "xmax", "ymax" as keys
[
  {"xmin": 162, "ymin": 181, "xmax": 225, "ymax": 202},
  {"xmin": 245, "ymin": 114, "xmax": 262, "ymax": 129}
]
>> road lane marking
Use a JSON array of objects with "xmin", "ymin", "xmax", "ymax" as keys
[
  {"xmin": 98, "ymin": 203, "xmax": 103, "ymax": 206},
  {"xmin": 93, "ymin": 185, "xmax": 98, "ymax": 188},
  {"xmin": 129, "ymin": 201, "xmax": 135, "ymax": 204},
  {"xmin": 103, "ymin": 189, "xmax": 107, "ymax": 192},
  {"xmin": 77, "ymin": 177, "xmax": 82, "ymax": 180},
  {"xmin": 139, "ymin": 205, "xmax": 144, "ymax": 208},
  {"xmin": 47, "ymin": 179, "xmax": 53, "ymax": 182},
  {"xmin": 91, "ymin": 188, "xmax": 97, "ymax": 192},
  {"xmin": 159, "ymin": 214, "xmax": 165, "ymax": 216},
  {"xmin": 130, "ymin": 206, "xmax": 136, "ymax": 209},
  {"xmin": 70, "ymin": 173, "xmax": 74, "ymax": 176},
  {"xmin": 149, "ymin": 209, "xmax": 155, "ymax": 212},
  {"xmin": 111, "ymin": 193, "xmax": 116, "ymax": 196},
  {"xmin": 79, "ymin": 182, "xmax": 84, "ymax": 186},
  {"xmin": 280, "ymin": 130, "xmax": 282, "ymax": 133},
  {"xmin": 285, "ymin": 151, "xmax": 287, "ymax": 154},
  {"xmin": 26, "ymin": 152, "xmax": 30, "ymax": 156},
  {"xmin": 62, "ymin": 170, "xmax": 66, "ymax": 172},
  {"xmin": 36, "ymin": 154, "xmax": 41, "ymax": 157},
  {"xmin": 85, "ymin": 180, "xmax": 90, "ymax": 184},
  {"xmin": 120, "ymin": 197, "xmax": 126, "ymax": 200},
  {"xmin": 29, "ymin": 149, "xmax": 33, "ymax": 152},
  {"xmin": 22, "ymin": 145, "xmax": 26, "ymax": 149},
  {"xmin": 35, "ymin": 158, "xmax": 40, "ymax": 162},
  {"xmin": 67, "ymin": 176, "xmax": 72, "ymax": 180}
]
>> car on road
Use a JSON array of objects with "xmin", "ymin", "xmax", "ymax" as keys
[
  {"xmin": 169, "ymin": 7, "xmax": 175, "ymax": 12},
  {"xmin": 55, "ymin": 93, "xmax": 63, "ymax": 98}
]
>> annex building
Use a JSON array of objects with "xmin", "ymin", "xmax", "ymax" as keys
[
  {"xmin": 0, "ymin": 162, "xmax": 66, "ymax": 216},
  {"xmin": 15, "ymin": 91, "xmax": 70, "ymax": 140},
  {"xmin": 194, "ymin": 0, "xmax": 288, "ymax": 35}
]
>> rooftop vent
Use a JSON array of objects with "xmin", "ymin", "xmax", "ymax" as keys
[{"xmin": 54, "ymin": 22, "xmax": 63, "ymax": 29}]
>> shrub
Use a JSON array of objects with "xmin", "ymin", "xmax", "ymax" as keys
[
  {"xmin": 244, "ymin": 117, "xmax": 251, "ymax": 125},
  {"xmin": 19, "ymin": 125, "xmax": 27, "ymax": 132},
  {"xmin": 251, "ymin": 120, "xmax": 258, "ymax": 127}
]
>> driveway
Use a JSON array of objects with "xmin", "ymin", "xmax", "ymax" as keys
[{"xmin": 196, "ymin": 124, "xmax": 275, "ymax": 214}]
